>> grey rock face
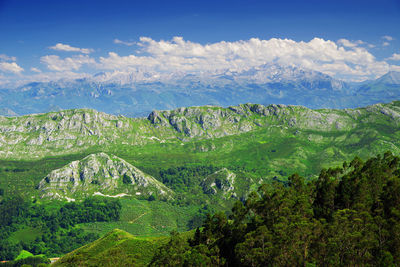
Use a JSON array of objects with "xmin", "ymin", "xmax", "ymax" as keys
[
  {"xmin": 1, "ymin": 101, "xmax": 400, "ymax": 159},
  {"xmin": 201, "ymin": 168, "xmax": 236, "ymax": 199},
  {"xmin": 38, "ymin": 152, "xmax": 173, "ymax": 200}
]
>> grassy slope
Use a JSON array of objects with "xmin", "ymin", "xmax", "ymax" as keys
[
  {"xmin": 0, "ymin": 152, "xmax": 93, "ymax": 197},
  {"xmin": 77, "ymin": 198, "xmax": 200, "ymax": 237},
  {"xmin": 8, "ymin": 227, "xmax": 43, "ymax": 245},
  {"xmin": 52, "ymin": 229, "xmax": 169, "ymax": 267},
  {"xmin": 14, "ymin": 250, "xmax": 34, "ymax": 261},
  {"xmin": 1, "ymin": 101, "xmax": 400, "ymax": 243}
]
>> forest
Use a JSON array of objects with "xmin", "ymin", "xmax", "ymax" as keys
[
  {"xmin": 2, "ymin": 152, "xmax": 400, "ymax": 266},
  {"xmin": 151, "ymin": 152, "xmax": 400, "ymax": 266},
  {"xmin": 0, "ymin": 197, "xmax": 121, "ymax": 260}
]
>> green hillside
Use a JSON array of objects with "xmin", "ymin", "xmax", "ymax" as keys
[
  {"xmin": 37, "ymin": 152, "xmax": 173, "ymax": 201},
  {"xmin": 0, "ymin": 101, "xmax": 399, "ymax": 161},
  {"xmin": 150, "ymin": 152, "xmax": 400, "ymax": 266},
  {"xmin": 1, "ymin": 101, "xmax": 400, "ymax": 262},
  {"xmin": 52, "ymin": 229, "xmax": 168, "ymax": 267},
  {"xmin": 1, "ymin": 101, "xmax": 400, "ymax": 199},
  {"xmin": 53, "ymin": 152, "xmax": 400, "ymax": 266}
]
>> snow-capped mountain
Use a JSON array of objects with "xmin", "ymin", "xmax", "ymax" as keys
[
  {"xmin": 0, "ymin": 64, "xmax": 398, "ymax": 117},
  {"xmin": 87, "ymin": 64, "xmax": 346, "ymax": 90}
]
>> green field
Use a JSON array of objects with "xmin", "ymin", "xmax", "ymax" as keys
[
  {"xmin": 78, "ymin": 198, "xmax": 201, "ymax": 237},
  {"xmin": 52, "ymin": 229, "xmax": 171, "ymax": 267}
]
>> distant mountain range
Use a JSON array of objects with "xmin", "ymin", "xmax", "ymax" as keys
[{"xmin": 0, "ymin": 64, "xmax": 399, "ymax": 117}]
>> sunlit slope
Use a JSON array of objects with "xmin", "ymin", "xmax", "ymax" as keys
[
  {"xmin": 0, "ymin": 101, "xmax": 399, "ymax": 160},
  {"xmin": 1, "ymin": 101, "xmax": 400, "ymax": 198},
  {"xmin": 37, "ymin": 152, "xmax": 173, "ymax": 201},
  {"xmin": 52, "ymin": 229, "xmax": 167, "ymax": 267}
]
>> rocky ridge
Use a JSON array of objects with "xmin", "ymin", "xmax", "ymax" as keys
[
  {"xmin": 0, "ymin": 101, "xmax": 399, "ymax": 159},
  {"xmin": 37, "ymin": 152, "xmax": 173, "ymax": 200}
]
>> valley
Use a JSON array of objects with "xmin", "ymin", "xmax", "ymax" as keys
[{"xmin": 1, "ymin": 101, "xmax": 400, "ymax": 265}]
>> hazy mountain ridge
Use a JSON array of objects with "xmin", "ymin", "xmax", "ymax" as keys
[{"xmin": 0, "ymin": 65, "xmax": 398, "ymax": 117}]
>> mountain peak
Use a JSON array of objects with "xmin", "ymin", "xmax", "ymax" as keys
[
  {"xmin": 37, "ymin": 152, "xmax": 173, "ymax": 201},
  {"xmin": 376, "ymin": 71, "xmax": 400, "ymax": 85}
]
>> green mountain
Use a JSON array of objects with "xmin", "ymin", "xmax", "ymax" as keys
[
  {"xmin": 53, "ymin": 152, "xmax": 400, "ymax": 266},
  {"xmin": 37, "ymin": 152, "xmax": 173, "ymax": 201},
  {"xmin": 150, "ymin": 152, "xmax": 400, "ymax": 266},
  {"xmin": 52, "ymin": 229, "xmax": 167, "ymax": 267},
  {"xmin": 0, "ymin": 101, "xmax": 399, "ymax": 160},
  {"xmin": 1, "ymin": 101, "xmax": 400, "ymax": 262},
  {"xmin": 1, "ymin": 101, "xmax": 400, "ymax": 200}
]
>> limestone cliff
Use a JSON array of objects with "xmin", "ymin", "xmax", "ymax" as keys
[{"xmin": 37, "ymin": 152, "xmax": 173, "ymax": 200}]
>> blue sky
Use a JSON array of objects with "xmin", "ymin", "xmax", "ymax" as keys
[{"xmin": 0, "ymin": 0, "xmax": 400, "ymax": 84}]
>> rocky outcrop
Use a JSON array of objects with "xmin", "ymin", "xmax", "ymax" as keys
[
  {"xmin": 37, "ymin": 152, "xmax": 173, "ymax": 200},
  {"xmin": 201, "ymin": 168, "xmax": 236, "ymax": 199},
  {"xmin": 0, "ymin": 101, "xmax": 400, "ymax": 159}
]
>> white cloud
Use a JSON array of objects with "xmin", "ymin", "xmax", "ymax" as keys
[
  {"xmin": 0, "ymin": 62, "xmax": 24, "ymax": 74},
  {"xmin": 0, "ymin": 53, "xmax": 24, "ymax": 75},
  {"xmin": 390, "ymin": 65, "xmax": 400, "ymax": 72},
  {"xmin": 114, "ymin": 39, "xmax": 136, "ymax": 46},
  {"xmin": 49, "ymin": 43, "xmax": 94, "ymax": 54},
  {"xmin": 30, "ymin": 67, "xmax": 42, "ymax": 73},
  {"xmin": 337, "ymin": 39, "xmax": 365, "ymax": 48},
  {"xmin": 0, "ymin": 74, "xmax": 9, "ymax": 86},
  {"xmin": 8, "ymin": 36, "xmax": 399, "ymax": 84},
  {"xmin": 98, "ymin": 52, "xmax": 158, "ymax": 70},
  {"xmin": 387, "ymin": 53, "xmax": 400, "ymax": 61},
  {"xmin": 0, "ymin": 54, "xmax": 17, "ymax": 62},
  {"xmin": 383, "ymin": 42, "xmax": 390, "ymax": 47},
  {"xmin": 27, "ymin": 71, "xmax": 91, "ymax": 83},
  {"xmin": 97, "ymin": 36, "xmax": 388, "ymax": 81},
  {"xmin": 41, "ymin": 55, "xmax": 95, "ymax": 71},
  {"xmin": 382, "ymin": 35, "xmax": 394, "ymax": 41}
]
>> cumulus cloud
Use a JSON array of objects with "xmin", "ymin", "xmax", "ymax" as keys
[
  {"xmin": 41, "ymin": 55, "xmax": 95, "ymax": 71},
  {"xmin": 7, "ymin": 37, "xmax": 400, "ymax": 83},
  {"xmin": 0, "ymin": 54, "xmax": 17, "ymax": 62},
  {"xmin": 114, "ymin": 39, "xmax": 136, "ymax": 46},
  {"xmin": 30, "ymin": 67, "xmax": 41, "ymax": 73},
  {"xmin": 49, "ymin": 43, "xmax": 94, "ymax": 54},
  {"xmin": 0, "ymin": 53, "xmax": 24, "ymax": 74},
  {"xmin": 383, "ymin": 42, "xmax": 390, "ymax": 47},
  {"xmin": 390, "ymin": 65, "xmax": 400, "ymax": 72},
  {"xmin": 0, "ymin": 62, "xmax": 24, "ymax": 74},
  {"xmin": 97, "ymin": 36, "xmax": 392, "ymax": 81},
  {"xmin": 337, "ymin": 39, "xmax": 365, "ymax": 48},
  {"xmin": 27, "ymin": 71, "xmax": 91, "ymax": 83},
  {"xmin": 387, "ymin": 53, "xmax": 400, "ymax": 61},
  {"xmin": 382, "ymin": 35, "xmax": 394, "ymax": 41}
]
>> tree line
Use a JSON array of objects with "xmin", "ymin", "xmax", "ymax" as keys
[
  {"xmin": 151, "ymin": 152, "xmax": 400, "ymax": 266},
  {"xmin": 0, "ymin": 197, "xmax": 122, "ymax": 260}
]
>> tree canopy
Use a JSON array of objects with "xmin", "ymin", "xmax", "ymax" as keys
[{"xmin": 152, "ymin": 152, "xmax": 400, "ymax": 266}]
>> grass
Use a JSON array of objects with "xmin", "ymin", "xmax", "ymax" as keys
[
  {"xmin": 8, "ymin": 227, "xmax": 43, "ymax": 245},
  {"xmin": 0, "ymin": 152, "xmax": 93, "ymax": 198},
  {"xmin": 53, "ymin": 229, "xmax": 171, "ymax": 267},
  {"xmin": 1, "ymin": 102, "xmax": 399, "ymax": 257},
  {"xmin": 14, "ymin": 250, "xmax": 34, "ymax": 261},
  {"xmin": 1, "ymin": 114, "xmax": 399, "ymax": 201},
  {"xmin": 77, "ymin": 198, "xmax": 200, "ymax": 237}
]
